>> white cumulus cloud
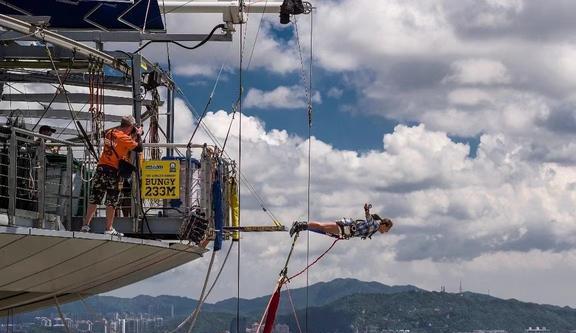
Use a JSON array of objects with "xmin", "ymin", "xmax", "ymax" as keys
[
  {"xmin": 445, "ymin": 59, "xmax": 512, "ymax": 85},
  {"xmin": 244, "ymin": 85, "xmax": 322, "ymax": 109}
]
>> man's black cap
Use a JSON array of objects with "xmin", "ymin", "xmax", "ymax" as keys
[{"xmin": 39, "ymin": 125, "xmax": 57, "ymax": 134}]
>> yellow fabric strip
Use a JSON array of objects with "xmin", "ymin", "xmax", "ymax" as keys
[{"xmin": 229, "ymin": 178, "xmax": 240, "ymax": 241}]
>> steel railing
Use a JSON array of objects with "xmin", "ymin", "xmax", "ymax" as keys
[{"xmin": 1, "ymin": 127, "xmax": 229, "ymax": 234}]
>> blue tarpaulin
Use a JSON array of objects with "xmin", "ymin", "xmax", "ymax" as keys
[{"xmin": 212, "ymin": 167, "xmax": 224, "ymax": 251}]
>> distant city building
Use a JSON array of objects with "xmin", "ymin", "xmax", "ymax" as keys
[
  {"xmin": 119, "ymin": 319, "xmax": 127, "ymax": 333},
  {"xmin": 140, "ymin": 317, "xmax": 163, "ymax": 333},
  {"xmin": 52, "ymin": 317, "xmax": 73, "ymax": 329},
  {"xmin": 526, "ymin": 327, "xmax": 551, "ymax": 333},
  {"xmin": 230, "ymin": 317, "xmax": 247, "ymax": 333},
  {"xmin": 0, "ymin": 324, "xmax": 24, "ymax": 333},
  {"xmin": 93, "ymin": 319, "xmax": 108, "ymax": 333},
  {"xmin": 34, "ymin": 317, "xmax": 51, "ymax": 327},
  {"xmin": 274, "ymin": 323, "xmax": 290, "ymax": 333},
  {"xmin": 246, "ymin": 322, "xmax": 260, "ymax": 333},
  {"xmin": 125, "ymin": 319, "xmax": 140, "ymax": 333},
  {"xmin": 76, "ymin": 320, "xmax": 93, "ymax": 332},
  {"xmin": 366, "ymin": 325, "xmax": 380, "ymax": 333},
  {"xmin": 456, "ymin": 330, "xmax": 507, "ymax": 333}
]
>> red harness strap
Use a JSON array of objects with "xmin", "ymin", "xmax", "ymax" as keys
[
  {"xmin": 262, "ymin": 283, "xmax": 283, "ymax": 333},
  {"xmin": 289, "ymin": 238, "xmax": 340, "ymax": 280},
  {"xmin": 258, "ymin": 237, "xmax": 341, "ymax": 333}
]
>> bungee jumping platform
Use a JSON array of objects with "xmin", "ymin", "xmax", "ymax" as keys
[{"xmin": 0, "ymin": 225, "xmax": 206, "ymax": 315}]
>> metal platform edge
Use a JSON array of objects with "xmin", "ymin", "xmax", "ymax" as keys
[{"xmin": 0, "ymin": 225, "xmax": 208, "ymax": 254}]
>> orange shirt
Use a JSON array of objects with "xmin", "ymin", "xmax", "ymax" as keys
[{"xmin": 98, "ymin": 128, "xmax": 138, "ymax": 169}]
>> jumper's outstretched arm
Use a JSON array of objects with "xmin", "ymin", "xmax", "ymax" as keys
[{"xmin": 364, "ymin": 203, "xmax": 372, "ymax": 220}]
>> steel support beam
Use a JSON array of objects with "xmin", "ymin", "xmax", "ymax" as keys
[
  {"xmin": 7, "ymin": 128, "xmax": 16, "ymax": 223},
  {"xmin": 161, "ymin": 1, "xmax": 283, "ymax": 13},
  {"xmin": 0, "ymin": 109, "xmax": 124, "ymax": 122},
  {"xmin": 66, "ymin": 147, "xmax": 73, "ymax": 230},
  {"xmin": 2, "ymin": 93, "xmax": 162, "ymax": 106},
  {"xmin": 132, "ymin": 53, "xmax": 142, "ymax": 228},
  {"xmin": 132, "ymin": 54, "xmax": 143, "ymax": 125},
  {"xmin": 36, "ymin": 140, "xmax": 45, "ymax": 227},
  {"xmin": 0, "ymin": 31, "xmax": 232, "ymax": 43},
  {"xmin": 166, "ymin": 84, "xmax": 174, "ymax": 156},
  {"xmin": 223, "ymin": 226, "xmax": 286, "ymax": 232},
  {"xmin": 0, "ymin": 70, "xmax": 132, "ymax": 91},
  {"xmin": 0, "ymin": 14, "xmax": 130, "ymax": 74},
  {"xmin": 44, "ymin": 126, "xmax": 83, "ymax": 136},
  {"xmin": 0, "ymin": 44, "xmax": 74, "ymax": 60},
  {"xmin": 0, "ymin": 45, "xmax": 134, "ymax": 61},
  {"xmin": 0, "ymin": 60, "xmax": 89, "ymax": 70}
]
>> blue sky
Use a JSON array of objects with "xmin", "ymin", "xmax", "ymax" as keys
[{"xmin": 176, "ymin": 67, "xmax": 400, "ymax": 152}]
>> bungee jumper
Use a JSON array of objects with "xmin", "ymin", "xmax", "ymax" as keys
[
  {"xmin": 289, "ymin": 203, "xmax": 394, "ymax": 239},
  {"xmin": 256, "ymin": 204, "xmax": 394, "ymax": 333}
]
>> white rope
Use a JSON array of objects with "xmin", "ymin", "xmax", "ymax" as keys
[
  {"xmin": 168, "ymin": 249, "xmax": 216, "ymax": 333},
  {"xmin": 187, "ymin": 241, "xmax": 234, "ymax": 332},
  {"xmin": 169, "ymin": 241, "xmax": 233, "ymax": 333}
]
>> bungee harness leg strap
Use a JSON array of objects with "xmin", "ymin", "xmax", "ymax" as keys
[
  {"xmin": 257, "ymin": 233, "xmax": 300, "ymax": 333},
  {"xmin": 262, "ymin": 282, "xmax": 283, "ymax": 333},
  {"xmin": 256, "ymin": 233, "xmax": 340, "ymax": 333}
]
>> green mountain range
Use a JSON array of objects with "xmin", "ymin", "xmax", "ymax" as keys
[
  {"xmin": 15, "ymin": 278, "xmax": 576, "ymax": 333},
  {"xmin": 211, "ymin": 278, "xmax": 421, "ymax": 315}
]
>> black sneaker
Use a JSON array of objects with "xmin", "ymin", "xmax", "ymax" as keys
[{"xmin": 289, "ymin": 221, "xmax": 307, "ymax": 237}]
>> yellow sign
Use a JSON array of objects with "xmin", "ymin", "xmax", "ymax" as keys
[{"xmin": 141, "ymin": 160, "xmax": 180, "ymax": 199}]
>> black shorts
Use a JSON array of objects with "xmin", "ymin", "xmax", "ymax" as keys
[{"xmin": 89, "ymin": 165, "xmax": 120, "ymax": 207}]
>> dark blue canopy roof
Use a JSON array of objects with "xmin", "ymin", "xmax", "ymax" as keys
[{"xmin": 0, "ymin": 0, "xmax": 165, "ymax": 31}]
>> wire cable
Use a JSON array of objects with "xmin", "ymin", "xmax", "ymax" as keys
[
  {"xmin": 142, "ymin": 0, "xmax": 153, "ymax": 33},
  {"xmin": 219, "ymin": 97, "xmax": 239, "ymax": 154},
  {"xmin": 236, "ymin": 3, "xmax": 245, "ymax": 331},
  {"xmin": 244, "ymin": 0, "xmax": 269, "ymax": 71},
  {"xmin": 292, "ymin": 10, "xmax": 315, "ymax": 333},
  {"xmin": 133, "ymin": 24, "xmax": 226, "ymax": 54},
  {"xmin": 145, "ymin": 0, "xmax": 196, "ymax": 25},
  {"xmin": 0, "ymin": 31, "xmax": 37, "ymax": 42},
  {"xmin": 185, "ymin": 249, "xmax": 217, "ymax": 333},
  {"xmin": 31, "ymin": 49, "xmax": 77, "ymax": 131},
  {"xmin": 172, "ymin": 83, "xmax": 281, "ymax": 226},
  {"xmin": 186, "ymin": 63, "xmax": 226, "ymax": 148},
  {"xmin": 53, "ymin": 297, "xmax": 72, "ymax": 333},
  {"xmin": 180, "ymin": 241, "xmax": 234, "ymax": 333},
  {"xmin": 288, "ymin": 239, "xmax": 339, "ymax": 281},
  {"xmin": 307, "ymin": 10, "xmax": 314, "ymax": 333},
  {"xmin": 285, "ymin": 285, "xmax": 303, "ymax": 333},
  {"xmin": 41, "ymin": 45, "xmax": 98, "ymax": 159}
]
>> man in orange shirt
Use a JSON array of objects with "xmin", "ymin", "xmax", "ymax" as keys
[{"xmin": 81, "ymin": 115, "xmax": 143, "ymax": 236}]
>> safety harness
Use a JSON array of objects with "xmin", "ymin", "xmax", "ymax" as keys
[{"xmin": 336, "ymin": 218, "xmax": 380, "ymax": 240}]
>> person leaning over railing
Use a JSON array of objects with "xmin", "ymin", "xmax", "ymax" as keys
[
  {"xmin": 36, "ymin": 125, "xmax": 60, "ymax": 153},
  {"xmin": 81, "ymin": 115, "xmax": 143, "ymax": 236}
]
